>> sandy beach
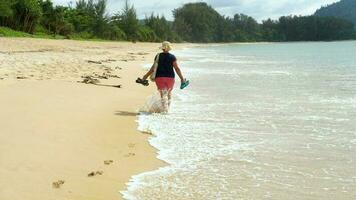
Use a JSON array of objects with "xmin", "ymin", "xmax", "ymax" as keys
[{"xmin": 0, "ymin": 38, "xmax": 186, "ymax": 200}]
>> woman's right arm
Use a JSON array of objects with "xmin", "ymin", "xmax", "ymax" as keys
[{"xmin": 142, "ymin": 65, "xmax": 155, "ymax": 80}]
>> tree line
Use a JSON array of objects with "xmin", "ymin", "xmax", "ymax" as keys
[
  {"xmin": 0, "ymin": 1, "xmax": 355, "ymax": 42},
  {"xmin": 173, "ymin": 3, "xmax": 356, "ymax": 42},
  {"xmin": 0, "ymin": 0, "xmax": 178, "ymax": 41}
]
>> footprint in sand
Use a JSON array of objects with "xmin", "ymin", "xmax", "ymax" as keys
[
  {"xmin": 137, "ymin": 52, "xmax": 149, "ymax": 55},
  {"xmin": 52, "ymin": 180, "xmax": 65, "ymax": 189},
  {"xmin": 124, "ymin": 153, "xmax": 136, "ymax": 157},
  {"xmin": 104, "ymin": 160, "xmax": 114, "ymax": 165},
  {"xmin": 88, "ymin": 171, "xmax": 104, "ymax": 177},
  {"xmin": 128, "ymin": 143, "xmax": 136, "ymax": 148}
]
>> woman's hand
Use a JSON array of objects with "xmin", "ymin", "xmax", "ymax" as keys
[{"xmin": 180, "ymin": 78, "xmax": 185, "ymax": 84}]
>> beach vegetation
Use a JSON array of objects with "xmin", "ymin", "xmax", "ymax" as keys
[
  {"xmin": 145, "ymin": 14, "xmax": 180, "ymax": 42},
  {"xmin": 0, "ymin": 0, "xmax": 355, "ymax": 42},
  {"xmin": 111, "ymin": 0, "xmax": 139, "ymax": 41},
  {"xmin": 0, "ymin": 26, "xmax": 33, "ymax": 37},
  {"xmin": 173, "ymin": 3, "xmax": 221, "ymax": 42},
  {"xmin": 136, "ymin": 26, "xmax": 156, "ymax": 42},
  {"xmin": 0, "ymin": 0, "xmax": 42, "ymax": 34}
]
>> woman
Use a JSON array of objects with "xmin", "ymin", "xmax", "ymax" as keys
[{"xmin": 141, "ymin": 41, "xmax": 187, "ymax": 109}]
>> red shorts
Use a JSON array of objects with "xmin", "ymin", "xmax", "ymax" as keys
[{"xmin": 155, "ymin": 77, "xmax": 175, "ymax": 91}]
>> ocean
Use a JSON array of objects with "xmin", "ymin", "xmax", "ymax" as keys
[{"xmin": 123, "ymin": 41, "xmax": 356, "ymax": 200}]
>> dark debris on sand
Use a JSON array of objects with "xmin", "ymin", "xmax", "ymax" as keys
[
  {"xmin": 88, "ymin": 171, "xmax": 104, "ymax": 177},
  {"xmin": 52, "ymin": 180, "xmax": 65, "ymax": 189},
  {"xmin": 79, "ymin": 75, "xmax": 121, "ymax": 88},
  {"xmin": 104, "ymin": 160, "xmax": 114, "ymax": 165},
  {"xmin": 80, "ymin": 61, "xmax": 124, "ymax": 88},
  {"xmin": 87, "ymin": 59, "xmax": 117, "ymax": 65},
  {"xmin": 87, "ymin": 60, "xmax": 102, "ymax": 64},
  {"xmin": 16, "ymin": 76, "xmax": 28, "ymax": 80},
  {"xmin": 80, "ymin": 76, "xmax": 100, "ymax": 84}
]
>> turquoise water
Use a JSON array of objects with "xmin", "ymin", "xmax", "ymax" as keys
[{"xmin": 123, "ymin": 41, "xmax": 356, "ymax": 200}]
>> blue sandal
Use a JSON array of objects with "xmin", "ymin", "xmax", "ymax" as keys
[{"xmin": 180, "ymin": 79, "xmax": 190, "ymax": 89}]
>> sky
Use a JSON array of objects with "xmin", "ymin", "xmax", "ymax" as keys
[{"xmin": 53, "ymin": 0, "xmax": 340, "ymax": 21}]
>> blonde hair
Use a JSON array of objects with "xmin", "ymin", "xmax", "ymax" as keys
[{"xmin": 160, "ymin": 41, "xmax": 172, "ymax": 51}]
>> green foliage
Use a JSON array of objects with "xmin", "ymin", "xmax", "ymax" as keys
[
  {"xmin": 233, "ymin": 14, "xmax": 261, "ymax": 41},
  {"xmin": 101, "ymin": 25, "xmax": 126, "ymax": 40},
  {"xmin": 315, "ymin": 0, "xmax": 356, "ymax": 26},
  {"xmin": 136, "ymin": 26, "xmax": 156, "ymax": 42},
  {"xmin": 0, "ymin": 26, "xmax": 33, "ymax": 37},
  {"xmin": 39, "ymin": 0, "xmax": 74, "ymax": 36},
  {"xmin": 65, "ymin": 8, "xmax": 93, "ymax": 33},
  {"xmin": 68, "ymin": 32, "xmax": 96, "ymax": 40},
  {"xmin": 261, "ymin": 19, "xmax": 283, "ymax": 41},
  {"xmin": 172, "ymin": 2, "xmax": 355, "ymax": 43},
  {"xmin": 35, "ymin": 24, "xmax": 50, "ymax": 34},
  {"xmin": 112, "ymin": 0, "xmax": 139, "ymax": 41},
  {"xmin": 50, "ymin": 6, "xmax": 70, "ymax": 36},
  {"xmin": 173, "ymin": 2, "xmax": 221, "ymax": 42},
  {"xmin": 39, "ymin": 0, "xmax": 53, "ymax": 31},
  {"xmin": 91, "ymin": 0, "xmax": 109, "ymax": 37},
  {"xmin": 171, "ymin": 3, "xmax": 263, "ymax": 42},
  {"xmin": 0, "ymin": 26, "xmax": 61, "ymax": 38},
  {"xmin": 145, "ymin": 14, "xmax": 179, "ymax": 42},
  {"xmin": 172, "ymin": 17, "xmax": 191, "ymax": 42},
  {"xmin": 8, "ymin": 0, "xmax": 42, "ymax": 33},
  {"xmin": 278, "ymin": 15, "xmax": 355, "ymax": 41},
  {"xmin": 0, "ymin": 0, "xmax": 15, "ymax": 17},
  {"xmin": 215, "ymin": 17, "xmax": 235, "ymax": 42},
  {"xmin": 68, "ymin": 31, "xmax": 94, "ymax": 40}
]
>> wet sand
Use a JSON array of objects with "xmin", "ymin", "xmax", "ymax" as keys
[{"xmin": 0, "ymin": 38, "xmax": 187, "ymax": 200}]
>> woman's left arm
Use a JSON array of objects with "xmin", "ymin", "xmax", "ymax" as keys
[{"xmin": 173, "ymin": 61, "xmax": 184, "ymax": 83}]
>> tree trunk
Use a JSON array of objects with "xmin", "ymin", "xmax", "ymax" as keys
[
  {"xmin": 54, "ymin": 22, "xmax": 57, "ymax": 37},
  {"xmin": 24, "ymin": 13, "xmax": 30, "ymax": 32},
  {"xmin": 29, "ymin": 21, "xmax": 34, "ymax": 34}
]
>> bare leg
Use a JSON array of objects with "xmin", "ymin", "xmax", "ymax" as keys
[
  {"xmin": 159, "ymin": 90, "xmax": 168, "ymax": 112},
  {"xmin": 159, "ymin": 90, "xmax": 164, "ymax": 98},
  {"xmin": 168, "ymin": 89, "xmax": 173, "ymax": 107}
]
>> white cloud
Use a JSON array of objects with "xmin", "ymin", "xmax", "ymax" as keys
[{"xmin": 52, "ymin": 0, "xmax": 340, "ymax": 21}]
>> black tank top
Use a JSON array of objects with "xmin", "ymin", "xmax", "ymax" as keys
[{"xmin": 155, "ymin": 52, "xmax": 177, "ymax": 78}]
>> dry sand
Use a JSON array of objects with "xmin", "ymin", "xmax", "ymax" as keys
[{"xmin": 0, "ymin": 37, "xmax": 188, "ymax": 200}]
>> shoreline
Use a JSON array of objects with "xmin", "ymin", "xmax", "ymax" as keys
[{"xmin": 0, "ymin": 37, "xmax": 188, "ymax": 200}]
